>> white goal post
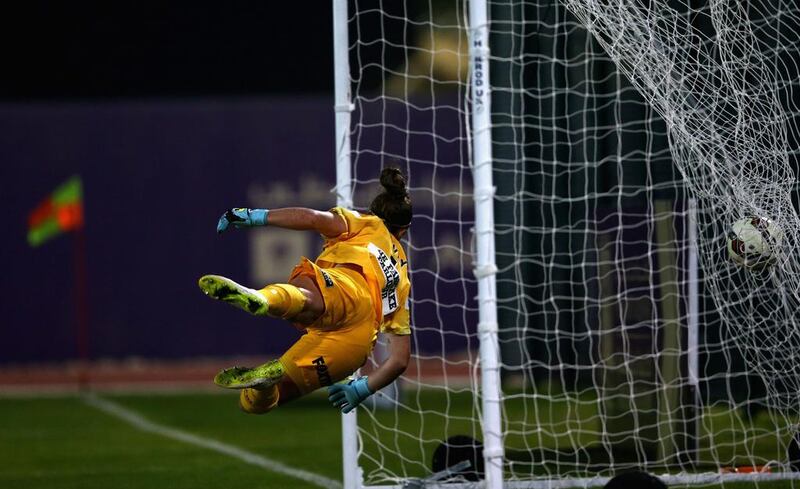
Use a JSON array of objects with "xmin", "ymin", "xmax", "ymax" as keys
[
  {"xmin": 333, "ymin": 0, "xmax": 800, "ymax": 487},
  {"xmin": 333, "ymin": 0, "xmax": 504, "ymax": 487}
]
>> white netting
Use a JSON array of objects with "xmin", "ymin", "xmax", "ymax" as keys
[
  {"xmin": 559, "ymin": 0, "xmax": 800, "ymax": 413},
  {"xmin": 347, "ymin": 1, "xmax": 481, "ymax": 484},
  {"xmin": 560, "ymin": 0, "xmax": 800, "ymax": 452},
  {"xmin": 342, "ymin": 0, "xmax": 800, "ymax": 486}
]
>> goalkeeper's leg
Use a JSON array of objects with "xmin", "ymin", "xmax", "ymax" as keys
[
  {"xmin": 215, "ymin": 359, "xmax": 302, "ymax": 415},
  {"xmin": 238, "ymin": 379, "xmax": 302, "ymax": 414},
  {"xmin": 214, "ymin": 358, "xmax": 287, "ymax": 390},
  {"xmin": 198, "ymin": 274, "xmax": 323, "ymax": 322}
]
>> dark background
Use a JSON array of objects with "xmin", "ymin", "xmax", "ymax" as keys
[
  {"xmin": 0, "ymin": 1, "xmax": 474, "ymax": 364},
  {"xmin": 0, "ymin": 1, "xmax": 427, "ymax": 99},
  {"xmin": 0, "ymin": 1, "xmax": 334, "ymax": 99},
  {"xmin": 0, "ymin": 2, "xmax": 344, "ymax": 363}
]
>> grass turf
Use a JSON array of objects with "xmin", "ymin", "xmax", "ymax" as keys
[
  {"xmin": 0, "ymin": 392, "xmax": 341, "ymax": 489},
  {"xmin": 0, "ymin": 390, "xmax": 797, "ymax": 489}
]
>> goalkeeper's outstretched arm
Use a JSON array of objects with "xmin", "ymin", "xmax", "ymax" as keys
[
  {"xmin": 216, "ymin": 207, "xmax": 346, "ymax": 237},
  {"xmin": 366, "ymin": 333, "xmax": 411, "ymax": 392},
  {"xmin": 328, "ymin": 333, "xmax": 411, "ymax": 413},
  {"xmin": 266, "ymin": 208, "xmax": 346, "ymax": 237}
]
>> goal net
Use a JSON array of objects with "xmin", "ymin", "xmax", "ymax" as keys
[{"xmin": 338, "ymin": 0, "xmax": 800, "ymax": 486}]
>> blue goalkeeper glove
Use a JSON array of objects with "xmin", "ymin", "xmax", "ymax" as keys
[
  {"xmin": 216, "ymin": 208, "xmax": 269, "ymax": 234},
  {"xmin": 328, "ymin": 376, "xmax": 373, "ymax": 413}
]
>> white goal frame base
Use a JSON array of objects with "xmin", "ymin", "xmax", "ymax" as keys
[{"xmin": 363, "ymin": 467, "xmax": 800, "ymax": 489}]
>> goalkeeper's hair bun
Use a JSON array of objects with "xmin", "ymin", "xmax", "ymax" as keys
[
  {"xmin": 370, "ymin": 166, "xmax": 413, "ymax": 232},
  {"xmin": 379, "ymin": 167, "xmax": 409, "ymax": 197}
]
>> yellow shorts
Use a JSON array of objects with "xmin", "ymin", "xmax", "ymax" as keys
[{"xmin": 279, "ymin": 258, "xmax": 378, "ymax": 394}]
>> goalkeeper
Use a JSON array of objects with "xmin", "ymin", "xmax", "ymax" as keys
[{"xmin": 199, "ymin": 167, "xmax": 412, "ymax": 414}]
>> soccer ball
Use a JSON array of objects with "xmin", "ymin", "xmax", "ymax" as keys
[{"xmin": 726, "ymin": 216, "xmax": 782, "ymax": 269}]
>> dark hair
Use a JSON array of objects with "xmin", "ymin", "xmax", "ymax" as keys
[
  {"xmin": 369, "ymin": 167, "xmax": 412, "ymax": 234},
  {"xmin": 604, "ymin": 471, "xmax": 667, "ymax": 489}
]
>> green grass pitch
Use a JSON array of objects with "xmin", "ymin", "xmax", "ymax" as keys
[
  {"xmin": 0, "ymin": 392, "xmax": 341, "ymax": 489},
  {"xmin": 0, "ymin": 390, "xmax": 797, "ymax": 489}
]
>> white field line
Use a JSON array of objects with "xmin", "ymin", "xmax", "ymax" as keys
[{"xmin": 83, "ymin": 394, "xmax": 342, "ymax": 489}]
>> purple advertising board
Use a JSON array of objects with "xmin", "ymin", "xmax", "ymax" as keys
[
  {"xmin": 0, "ymin": 96, "xmax": 476, "ymax": 364},
  {"xmin": 0, "ymin": 98, "xmax": 337, "ymax": 363}
]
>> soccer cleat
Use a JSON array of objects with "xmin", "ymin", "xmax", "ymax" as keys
[
  {"xmin": 198, "ymin": 275, "xmax": 269, "ymax": 316},
  {"xmin": 214, "ymin": 361, "xmax": 285, "ymax": 389}
]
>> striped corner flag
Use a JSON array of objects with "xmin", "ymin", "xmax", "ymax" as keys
[{"xmin": 27, "ymin": 176, "xmax": 84, "ymax": 247}]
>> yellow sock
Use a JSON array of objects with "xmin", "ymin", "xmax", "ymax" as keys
[
  {"xmin": 239, "ymin": 385, "xmax": 279, "ymax": 414},
  {"xmin": 259, "ymin": 284, "xmax": 307, "ymax": 319}
]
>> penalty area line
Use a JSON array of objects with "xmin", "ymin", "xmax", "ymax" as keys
[{"xmin": 83, "ymin": 394, "xmax": 342, "ymax": 489}]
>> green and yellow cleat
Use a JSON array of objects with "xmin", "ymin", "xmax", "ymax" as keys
[
  {"xmin": 214, "ymin": 361, "xmax": 285, "ymax": 389},
  {"xmin": 198, "ymin": 274, "xmax": 269, "ymax": 316}
]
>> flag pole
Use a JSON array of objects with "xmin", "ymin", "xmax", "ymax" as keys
[
  {"xmin": 27, "ymin": 176, "xmax": 88, "ymax": 388},
  {"xmin": 73, "ymin": 227, "xmax": 90, "ymax": 390}
]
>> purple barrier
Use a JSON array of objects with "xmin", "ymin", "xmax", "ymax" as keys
[
  {"xmin": 0, "ymin": 98, "xmax": 336, "ymax": 363},
  {"xmin": 0, "ymin": 96, "xmax": 475, "ymax": 364}
]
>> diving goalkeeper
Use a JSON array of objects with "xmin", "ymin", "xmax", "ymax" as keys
[{"xmin": 199, "ymin": 167, "xmax": 412, "ymax": 414}]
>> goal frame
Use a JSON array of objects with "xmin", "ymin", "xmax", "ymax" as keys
[
  {"xmin": 332, "ymin": 0, "xmax": 504, "ymax": 488},
  {"xmin": 331, "ymin": 0, "xmax": 800, "ymax": 487}
]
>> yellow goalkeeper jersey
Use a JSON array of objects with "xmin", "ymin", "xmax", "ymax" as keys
[{"xmin": 315, "ymin": 207, "xmax": 411, "ymax": 336}]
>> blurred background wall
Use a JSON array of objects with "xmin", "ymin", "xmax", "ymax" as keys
[
  {"xmin": 0, "ymin": 1, "xmax": 465, "ymax": 366},
  {"xmin": 0, "ymin": 99, "xmax": 335, "ymax": 363},
  {"xmin": 0, "ymin": 2, "xmax": 342, "ymax": 364}
]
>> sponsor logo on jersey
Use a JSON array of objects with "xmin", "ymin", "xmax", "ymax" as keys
[
  {"xmin": 312, "ymin": 356, "xmax": 333, "ymax": 386},
  {"xmin": 320, "ymin": 270, "xmax": 334, "ymax": 288},
  {"xmin": 368, "ymin": 242, "xmax": 400, "ymax": 315}
]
